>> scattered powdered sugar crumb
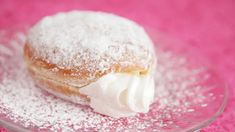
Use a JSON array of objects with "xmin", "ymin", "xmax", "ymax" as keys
[{"xmin": 0, "ymin": 31, "xmax": 222, "ymax": 131}]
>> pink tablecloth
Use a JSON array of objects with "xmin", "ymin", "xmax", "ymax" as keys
[{"xmin": 0, "ymin": 0, "xmax": 234, "ymax": 131}]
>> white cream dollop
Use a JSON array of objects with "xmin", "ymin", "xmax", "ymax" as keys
[{"xmin": 79, "ymin": 73, "xmax": 155, "ymax": 118}]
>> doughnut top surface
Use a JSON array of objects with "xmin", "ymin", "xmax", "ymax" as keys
[{"xmin": 27, "ymin": 11, "xmax": 154, "ymax": 73}]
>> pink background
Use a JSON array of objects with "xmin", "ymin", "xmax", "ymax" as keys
[{"xmin": 0, "ymin": 0, "xmax": 234, "ymax": 131}]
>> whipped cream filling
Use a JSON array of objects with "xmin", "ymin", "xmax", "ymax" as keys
[{"xmin": 79, "ymin": 73, "xmax": 155, "ymax": 118}]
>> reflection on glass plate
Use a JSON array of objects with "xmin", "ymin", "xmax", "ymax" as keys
[{"xmin": 0, "ymin": 31, "xmax": 227, "ymax": 131}]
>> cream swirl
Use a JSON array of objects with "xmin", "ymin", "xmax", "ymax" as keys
[{"xmin": 79, "ymin": 73, "xmax": 155, "ymax": 118}]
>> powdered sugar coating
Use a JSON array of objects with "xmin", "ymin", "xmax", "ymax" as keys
[{"xmin": 27, "ymin": 11, "xmax": 155, "ymax": 74}]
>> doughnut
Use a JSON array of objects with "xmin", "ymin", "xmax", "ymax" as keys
[{"xmin": 23, "ymin": 11, "xmax": 156, "ymax": 118}]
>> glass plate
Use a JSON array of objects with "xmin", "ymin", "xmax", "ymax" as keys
[{"xmin": 0, "ymin": 30, "xmax": 227, "ymax": 132}]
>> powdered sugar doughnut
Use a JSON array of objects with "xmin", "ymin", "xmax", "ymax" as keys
[{"xmin": 24, "ymin": 11, "xmax": 156, "ymax": 118}]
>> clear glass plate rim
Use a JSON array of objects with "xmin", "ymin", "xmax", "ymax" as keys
[{"xmin": 0, "ymin": 30, "xmax": 229, "ymax": 132}]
